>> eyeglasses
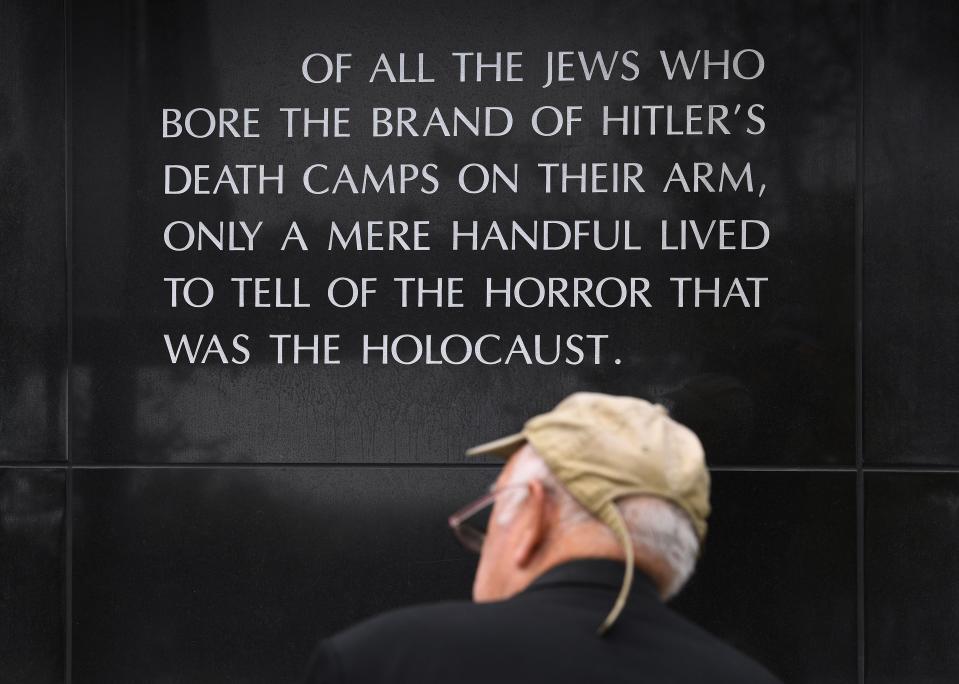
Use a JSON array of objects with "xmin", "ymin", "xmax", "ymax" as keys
[{"xmin": 448, "ymin": 484, "xmax": 528, "ymax": 553}]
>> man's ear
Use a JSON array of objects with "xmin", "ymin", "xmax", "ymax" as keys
[{"xmin": 513, "ymin": 479, "xmax": 548, "ymax": 568}]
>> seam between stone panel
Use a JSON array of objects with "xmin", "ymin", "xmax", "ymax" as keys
[
  {"xmin": 49, "ymin": 464, "xmax": 901, "ymax": 471},
  {"xmin": 8, "ymin": 462, "xmax": 959, "ymax": 471},
  {"xmin": 64, "ymin": 0, "xmax": 74, "ymax": 681},
  {"xmin": 856, "ymin": 1, "xmax": 867, "ymax": 683},
  {"xmin": 39, "ymin": 463, "xmax": 850, "ymax": 470}
]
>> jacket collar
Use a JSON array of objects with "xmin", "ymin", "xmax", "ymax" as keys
[{"xmin": 522, "ymin": 558, "xmax": 660, "ymax": 600}]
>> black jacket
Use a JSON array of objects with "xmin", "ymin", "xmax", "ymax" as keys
[{"xmin": 303, "ymin": 558, "xmax": 782, "ymax": 684}]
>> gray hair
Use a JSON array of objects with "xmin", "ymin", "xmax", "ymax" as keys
[{"xmin": 497, "ymin": 447, "xmax": 700, "ymax": 599}]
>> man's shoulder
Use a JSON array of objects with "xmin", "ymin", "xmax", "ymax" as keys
[
  {"xmin": 305, "ymin": 597, "xmax": 783, "ymax": 684},
  {"xmin": 303, "ymin": 600, "xmax": 518, "ymax": 684},
  {"xmin": 646, "ymin": 606, "xmax": 783, "ymax": 684},
  {"xmin": 332, "ymin": 598, "xmax": 513, "ymax": 649}
]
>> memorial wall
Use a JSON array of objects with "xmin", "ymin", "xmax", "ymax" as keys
[{"xmin": 0, "ymin": 0, "xmax": 956, "ymax": 682}]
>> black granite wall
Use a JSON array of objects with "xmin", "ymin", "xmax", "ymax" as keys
[{"xmin": 0, "ymin": 1, "xmax": 956, "ymax": 682}]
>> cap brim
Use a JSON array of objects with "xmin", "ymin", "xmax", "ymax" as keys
[{"xmin": 465, "ymin": 432, "xmax": 527, "ymax": 459}]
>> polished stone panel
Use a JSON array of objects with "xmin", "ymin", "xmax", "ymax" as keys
[
  {"xmin": 72, "ymin": 467, "xmax": 494, "ymax": 683},
  {"xmin": 865, "ymin": 473, "xmax": 959, "ymax": 684},
  {"xmin": 71, "ymin": 0, "xmax": 857, "ymax": 465},
  {"xmin": 73, "ymin": 468, "xmax": 853, "ymax": 683},
  {"xmin": 675, "ymin": 471, "xmax": 857, "ymax": 684},
  {"xmin": 0, "ymin": 468, "xmax": 65, "ymax": 683},
  {"xmin": 863, "ymin": 0, "xmax": 959, "ymax": 464},
  {"xmin": 0, "ymin": 0, "xmax": 65, "ymax": 461}
]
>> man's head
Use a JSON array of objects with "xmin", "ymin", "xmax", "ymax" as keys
[
  {"xmin": 472, "ymin": 444, "xmax": 700, "ymax": 602},
  {"xmin": 465, "ymin": 392, "xmax": 710, "ymax": 632}
]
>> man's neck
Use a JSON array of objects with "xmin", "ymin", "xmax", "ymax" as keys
[{"xmin": 522, "ymin": 524, "xmax": 668, "ymax": 599}]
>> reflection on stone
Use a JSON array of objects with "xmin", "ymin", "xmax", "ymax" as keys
[{"xmin": 0, "ymin": 469, "xmax": 64, "ymax": 683}]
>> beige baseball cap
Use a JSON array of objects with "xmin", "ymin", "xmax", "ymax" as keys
[{"xmin": 466, "ymin": 391, "xmax": 710, "ymax": 634}]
